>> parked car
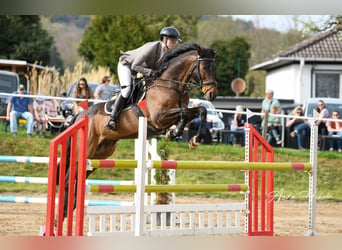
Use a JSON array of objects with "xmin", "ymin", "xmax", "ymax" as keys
[
  {"xmin": 303, "ymin": 97, "xmax": 342, "ymax": 124},
  {"xmin": 0, "ymin": 70, "xmax": 20, "ymax": 116},
  {"xmin": 188, "ymin": 98, "xmax": 225, "ymax": 140}
]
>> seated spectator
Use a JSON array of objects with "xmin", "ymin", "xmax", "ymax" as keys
[
  {"xmin": 287, "ymin": 106, "xmax": 310, "ymax": 150},
  {"xmin": 262, "ymin": 105, "xmax": 282, "ymax": 145},
  {"xmin": 326, "ymin": 110, "xmax": 342, "ymax": 152},
  {"xmin": 229, "ymin": 105, "xmax": 246, "ymax": 145},
  {"xmin": 6, "ymin": 84, "xmax": 34, "ymax": 137},
  {"xmin": 315, "ymin": 100, "xmax": 329, "ymax": 149},
  {"xmin": 33, "ymin": 94, "xmax": 47, "ymax": 137},
  {"xmin": 44, "ymin": 97, "xmax": 65, "ymax": 134},
  {"xmin": 44, "ymin": 98, "xmax": 60, "ymax": 118},
  {"xmin": 316, "ymin": 99, "xmax": 329, "ymax": 132},
  {"xmin": 72, "ymin": 77, "xmax": 94, "ymax": 115}
]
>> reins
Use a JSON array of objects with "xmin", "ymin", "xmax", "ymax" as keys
[{"xmin": 146, "ymin": 53, "xmax": 217, "ymax": 96}]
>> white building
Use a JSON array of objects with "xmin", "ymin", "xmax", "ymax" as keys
[{"xmin": 251, "ymin": 26, "xmax": 342, "ymax": 105}]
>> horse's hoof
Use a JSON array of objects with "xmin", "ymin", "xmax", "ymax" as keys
[{"xmin": 188, "ymin": 136, "xmax": 200, "ymax": 149}]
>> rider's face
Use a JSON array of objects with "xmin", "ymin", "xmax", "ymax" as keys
[{"xmin": 164, "ymin": 37, "xmax": 178, "ymax": 49}]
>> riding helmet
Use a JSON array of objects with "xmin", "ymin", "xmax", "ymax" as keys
[{"xmin": 160, "ymin": 26, "xmax": 182, "ymax": 42}]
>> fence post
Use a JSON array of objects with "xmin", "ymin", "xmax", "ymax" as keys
[
  {"xmin": 45, "ymin": 100, "xmax": 88, "ymax": 236},
  {"xmin": 134, "ymin": 117, "xmax": 148, "ymax": 236},
  {"xmin": 305, "ymin": 124, "xmax": 319, "ymax": 236},
  {"xmin": 246, "ymin": 124, "xmax": 274, "ymax": 236}
]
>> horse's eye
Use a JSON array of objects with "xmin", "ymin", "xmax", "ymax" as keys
[{"xmin": 202, "ymin": 62, "xmax": 209, "ymax": 70}]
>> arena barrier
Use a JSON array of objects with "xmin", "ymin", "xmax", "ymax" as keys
[{"xmin": 43, "ymin": 112, "xmax": 317, "ymax": 236}]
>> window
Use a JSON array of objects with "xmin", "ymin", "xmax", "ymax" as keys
[{"xmin": 315, "ymin": 73, "xmax": 340, "ymax": 98}]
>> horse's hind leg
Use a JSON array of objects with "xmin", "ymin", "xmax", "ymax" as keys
[
  {"xmin": 163, "ymin": 106, "xmax": 207, "ymax": 148},
  {"xmin": 165, "ymin": 108, "xmax": 190, "ymax": 141},
  {"xmin": 188, "ymin": 106, "xmax": 208, "ymax": 149},
  {"xmin": 92, "ymin": 138, "xmax": 118, "ymax": 159}
]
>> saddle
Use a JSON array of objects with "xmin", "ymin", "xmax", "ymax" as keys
[{"xmin": 104, "ymin": 78, "xmax": 147, "ymax": 116}]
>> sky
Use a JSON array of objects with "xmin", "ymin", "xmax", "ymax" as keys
[{"xmin": 231, "ymin": 15, "xmax": 330, "ymax": 32}]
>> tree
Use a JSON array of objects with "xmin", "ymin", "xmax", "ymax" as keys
[
  {"xmin": 0, "ymin": 15, "xmax": 58, "ymax": 66},
  {"xmin": 294, "ymin": 15, "xmax": 342, "ymax": 34},
  {"xmin": 211, "ymin": 37, "xmax": 251, "ymax": 96},
  {"xmin": 78, "ymin": 15, "xmax": 199, "ymax": 76}
]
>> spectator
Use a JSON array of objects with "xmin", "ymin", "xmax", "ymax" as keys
[
  {"xmin": 94, "ymin": 76, "xmax": 113, "ymax": 101},
  {"xmin": 6, "ymin": 84, "xmax": 34, "ymax": 137},
  {"xmin": 44, "ymin": 98, "xmax": 60, "ymax": 118},
  {"xmin": 261, "ymin": 89, "xmax": 282, "ymax": 136},
  {"xmin": 44, "ymin": 97, "xmax": 65, "ymax": 134},
  {"xmin": 315, "ymin": 99, "xmax": 329, "ymax": 135},
  {"xmin": 326, "ymin": 110, "xmax": 342, "ymax": 152},
  {"xmin": 262, "ymin": 105, "xmax": 282, "ymax": 145},
  {"xmin": 287, "ymin": 106, "xmax": 310, "ymax": 150},
  {"xmin": 229, "ymin": 105, "xmax": 246, "ymax": 145},
  {"xmin": 33, "ymin": 94, "xmax": 47, "ymax": 137},
  {"xmin": 261, "ymin": 89, "xmax": 281, "ymax": 117},
  {"xmin": 72, "ymin": 77, "xmax": 94, "ymax": 115}
]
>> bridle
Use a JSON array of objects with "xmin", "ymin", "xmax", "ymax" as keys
[
  {"xmin": 147, "ymin": 53, "xmax": 217, "ymax": 96},
  {"xmin": 188, "ymin": 55, "xmax": 217, "ymax": 95}
]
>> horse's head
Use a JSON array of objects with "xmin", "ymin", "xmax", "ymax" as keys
[
  {"xmin": 192, "ymin": 46, "xmax": 218, "ymax": 101},
  {"xmin": 156, "ymin": 43, "xmax": 218, "ymax": 101}
]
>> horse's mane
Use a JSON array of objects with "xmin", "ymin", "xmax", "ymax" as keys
[
  {"xmin": 161, "ymin": 42, "xmax": 201, "ymax": 64},
  {"xmin": 156, "ymin": 42, "xmax": 215, "ymax": 75}
]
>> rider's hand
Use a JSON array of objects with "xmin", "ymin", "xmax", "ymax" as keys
[
  {"xmin": 150, "ymin": 70, "xmax": 161, "ymax": 78},
  {"xmin": 137, "ymin": 72, "xmax": 144, "ymax": 78}
]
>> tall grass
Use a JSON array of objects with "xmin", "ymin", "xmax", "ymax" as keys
[
  {"xmin": 0, "ymin": 122, "xmax": 341, "ymax": 201},
  {"xmin": 29, "ymin": 60, "xmax": 113, "ymax": 96},
  {"xmin": 59, "ymin": 61, "xmax": 113, "ymax": 93}
]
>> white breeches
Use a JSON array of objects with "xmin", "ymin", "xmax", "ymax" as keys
[{"xmin": 117, "ymin": 62, "xmax": 132, "ymax": 98}]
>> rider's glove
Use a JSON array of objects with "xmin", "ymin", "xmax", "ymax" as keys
[{"xmin": 150, "ymin": 69, "xmax": 162, "ymax": 79}]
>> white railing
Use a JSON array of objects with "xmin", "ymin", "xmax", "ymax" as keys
[{"xmin": 86, "ymin": 203, "xmax": 245, "ymax": 236}]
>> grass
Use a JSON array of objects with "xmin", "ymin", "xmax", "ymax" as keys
[{"xmin": 0, "ymin": 120, "xmax": 341, "ymax": 202}]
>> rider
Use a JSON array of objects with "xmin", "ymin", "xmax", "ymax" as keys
[{"xmin": 107, "ymin": 26, "xmax": 182, "ymax": 131}]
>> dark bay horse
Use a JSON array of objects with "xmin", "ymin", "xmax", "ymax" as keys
[
  {"xmin": 87, "ymin": 42, "xmax": 218, "ymax": 159},
  {"xmin": 61, "ymin": 42, "xmax": 218, "ymax": 218}
]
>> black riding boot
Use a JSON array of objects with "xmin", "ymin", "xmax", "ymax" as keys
[{"xmin": 107, "ymin": 95, "xmax": 128, "ymax": 131}]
